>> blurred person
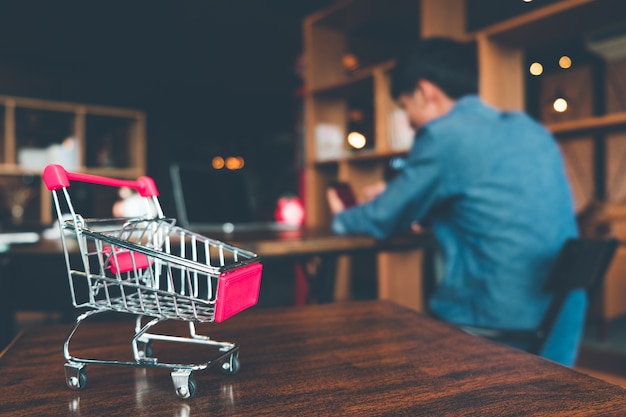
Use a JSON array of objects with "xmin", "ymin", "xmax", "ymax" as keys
[{"xmin": 327, "ymin": 37, "xmax": 582, "ymax": 366}]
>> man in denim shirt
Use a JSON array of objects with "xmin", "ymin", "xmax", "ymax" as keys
[{"xmin": 328, "ymin": 38, "xmax": 583, "ymax": 366}]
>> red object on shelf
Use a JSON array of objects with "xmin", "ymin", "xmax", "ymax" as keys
[{"xmin": 275, "ymin": 195, "xmax": 305, "ymax": 226}]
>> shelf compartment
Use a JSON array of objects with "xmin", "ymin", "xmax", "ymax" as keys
[
  {"xmin": 304, "ymin": 0, "xmax": 418, "ymax": 92},
  {"xmin": 85, "ymin": 114, "xmax": 137, "ymax": 169},
  {"xmin": 310, "ymin": 75, "xmax": 376, "ymax": 163},
  {"xmin": 308, "ymin": 60, "xmax": 394, "ymax": 96},
  {"xmin": 0, "ymin": 94, "xmax": 145, "ymax": 226},
  {"xmin": 0, "ymin": 174, "xmax": 42, "ymax": 229},
  {"xmin": 14, "ymin": 107, "xmax": 74, "ymax": 150},
  {"xmin": 14, "ymin": 107, "xmax": 76, "ymax": 171}
]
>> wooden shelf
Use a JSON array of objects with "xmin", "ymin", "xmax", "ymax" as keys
[
  {"xmin": 73, "ymin": 167, "xmax": 145, "ymax": 178},
  {"xmin": 547, "ymin": 112, "xmax": 626, "ymax": 139},
  {"xmin": 0, "ymin": 94, "xmax": 146, "ymax": 226},
  {"xmin": 0, "ymin": 157, "xmax": 146, "ymax": 179},
  {"xmin": 308, "ymin": 60, "xmax": 395, "ymax": 96},
  {"xmin": 0, "ymin": 95, "xmax": 143, "ymax": 118},
  {"xmin": 0, "ymin": 165, "xmax": 142, "ymax": 178},
  {"xmin": 313, "ymin": 148, "xmax": 408, "ymax": 167},
  {"xmin": 471, "ymin": 0, "xmax": 626, "ymax": 48}
]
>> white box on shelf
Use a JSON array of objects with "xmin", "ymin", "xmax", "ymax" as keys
[
  {"xmin": 48, "ymin": 138, "xmax": 80, "ymax": 170},
  {"xmin": 17, "ymin": 148, "xmax": 49, "ymax": 171},
  {"xmin": 389, "ymin": 108, "xmax": 415, "ymax": 151},
  {"xmin": 315, "ymin": 123, "xmax": 345, "ymax": 161},
  {"xmin": 17, "ymin": 138, "xmax": 80, "ymax": 171}
]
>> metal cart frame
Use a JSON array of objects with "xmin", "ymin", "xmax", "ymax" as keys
[{"xmin": 43, "ymin": 164, "xmax": 263, "ymax": 398}]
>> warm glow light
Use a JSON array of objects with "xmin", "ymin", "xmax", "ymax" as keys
[
  {"xmin": 347, "ymin": 131, "xmax": 366, "ymax": 149},
  {"xmin": 225, "ymin": 156, "xmax": 244, "ymax": 170},
  {"xmin": 553, "ymin": 98, "xmax": 568, "ymax": 113},
  {"xmin": 342, "ymin": 54, "xmax": 360, "ymax": 71},
  {"xmin": 559, "ymin": 55, "xmax": 572, "ymax": 69},
  {"xmin": 523, "ymin": 0, "xmax": 533, "ymax": 2},
  {"xmin": 529, "ymin": 62, "xmax": 543, "ymax": 76},
  {"xmin": 212, "ymin": 156, "xmax": 225, "ymax": 169}
]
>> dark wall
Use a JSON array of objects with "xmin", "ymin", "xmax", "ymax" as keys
[
  {"xmin": 0, "ymin": 1, "xmax": 336, "ymax": 218},
  {"xmin": 144, "ymin": 82, "xmax": 303, "ymax": 218},
  {"xmin": 0, "ymin": 64, "xmax": 303, "ymax": 218}
]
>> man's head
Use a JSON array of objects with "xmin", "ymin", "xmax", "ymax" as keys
[{"xmin": 391, "ymin": 37, "xmax": 478, "ymax": 129}]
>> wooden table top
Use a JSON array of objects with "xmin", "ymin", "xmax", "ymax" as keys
[
  {"xmin": 5, "ymin": 227, "xmax": 434, "ymax": 258},
  {"xmin": 1, "ymin": 301, "xmax": 625, "ymax": 416},
  {"xmin": 225, "ymin": 227, "xmax": 434, "ymax": 258}
]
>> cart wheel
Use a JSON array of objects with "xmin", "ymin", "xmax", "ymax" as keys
[
  {"xmin": 175, "ymin": 376, "xmax": 196, "ymax": 399},
  {"xmin": 172, "ymin": 369, "xmax": 196, "ymax": 399},
  {"xmin": 65, "ymin": 364, "xmax": 87, "ymax": 390},
  {"xmin": 139, "ymin": 341, "xmax": 153, "ymax": 358},
  {"xmin": 221, "ymin": 352, "xmax": 240, "ymax": 375},
  {"xmin": 185, "ymin": 377, "xmax": 197, "ymax": 398}
]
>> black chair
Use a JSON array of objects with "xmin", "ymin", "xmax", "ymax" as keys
[{"xmin": 460, "ymin": 238, "xmax": 619, "ymax": 355}]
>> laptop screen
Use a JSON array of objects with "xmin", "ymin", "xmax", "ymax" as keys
[{"xmin": 169, "ymin": 164, "xmax": 256, "ymax": 229}]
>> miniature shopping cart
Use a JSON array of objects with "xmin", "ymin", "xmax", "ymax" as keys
[{"xmin": 43, "ymin": 164, "xmax": 263, "ymax": 399}]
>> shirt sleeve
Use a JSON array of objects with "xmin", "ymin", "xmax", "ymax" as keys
[{"xmin": 332, "ymin": 130, "xmax": 444, "ymax": 239}]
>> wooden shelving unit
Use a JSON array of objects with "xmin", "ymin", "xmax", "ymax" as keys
[
  {"xmin": 303, "ymin": 0, "xmax": 465, "ymax": 225},
  {"xmin": 0, "ymin": 95, "xmax": 146, "ymax": 226},
  {"xmin": 302, "ymin": 0, "xmax": 465, "ymax": 310},
  {"xmin": 302, "ymin": 0, "xmax": 626, "ymax": 313}
]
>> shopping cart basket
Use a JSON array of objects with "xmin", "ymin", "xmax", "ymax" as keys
[{"xmin": 43, "ymin": 164, "xmax": 263, "ymax": 399}]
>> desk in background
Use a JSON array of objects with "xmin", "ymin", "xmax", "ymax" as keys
[
  {"xmin": 0, "ymin": 228, "xmax": 435, "ymax": 348},
  {"xmin": 1, "ymin": 301, "xmax": 625, "ymax": 416},
  {"xmin": 2, "ymin": 227, "xmax": 432, "ymax": 258},
  {"xmin": 222, "ymin": 227, "xmax": 436, "ymax": 307}
]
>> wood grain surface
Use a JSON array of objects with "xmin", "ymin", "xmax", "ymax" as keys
[{"xmin": 1, "ymin": 301, "xmax": 625, "ymax": 416}]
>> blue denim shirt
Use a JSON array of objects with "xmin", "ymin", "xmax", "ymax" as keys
[{"xmin": 332, "ymin": 95, "xmax": 584, "ymax": 366}]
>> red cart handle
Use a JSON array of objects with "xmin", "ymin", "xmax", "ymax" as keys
[{"xmin": 43, "ymin": 164, "xmax": 159, "ymax": 197}]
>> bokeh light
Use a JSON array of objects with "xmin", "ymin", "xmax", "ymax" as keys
[
  {"xmin": 347, "ymin": 131, "xmax": 366, "ymax": 149},
  {"xmin": 553, "ymin": 98, "xmax": 568, "ymax": 113},
  {"xmin": 212, "ymin": 156, "xmax": 225, "ymax": 169},
  {"xmin": 529, "ymin": 62, "xmax": 543, "ymax": 76},
  {"xmin": 559, "ymin": 55, "xmax": 572, "ymax": 69},
  {"xmin": 225, "ymin": 156, "xmax": 245, "ymax": 170}
]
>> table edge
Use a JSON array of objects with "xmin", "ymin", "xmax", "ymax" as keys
[{"xmin": 0, "ymin": 330, "xmax": 24, "ymax": 359}]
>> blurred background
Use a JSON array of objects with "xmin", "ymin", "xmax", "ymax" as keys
[{"xmin": 0, "ymin": 0, "xmax": 335, "ymax": 220}]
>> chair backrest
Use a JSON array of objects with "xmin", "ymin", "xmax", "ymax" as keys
[
  {"xmin": 543, "ymin": 238, "xmax": 619, "ymax": 294},
  {"xmin": 529, "ymin": 237, "xmax": 619, "ymax": 354}
]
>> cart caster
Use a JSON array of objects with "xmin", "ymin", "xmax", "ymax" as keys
[
  {"xmin": 171, "ymin": 369, "xmax": 196, "ymax": 399},
  {"xmin": 220, "ymin": 352, "xmax": 240, "ymax": 375},
  {"xmin": 65, "ymin": 363, "xmax": 87, "ymax": 390},
  {"xmin": 138, "ymin": 340, "xmax": 154, "ymax": 358}
]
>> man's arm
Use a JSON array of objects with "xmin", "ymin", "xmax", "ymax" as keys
[{"xmin": 330, "ymin": 131, "xmax": 444, "ymax": 239}]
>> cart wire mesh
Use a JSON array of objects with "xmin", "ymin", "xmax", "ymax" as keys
[
  {"xmin": 43, "ymin": 164, "xmax": 263, "ymax": 398},
  {"xmin": 43, "ymin": 164, "xmax": 262, "ymax": 323}
]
